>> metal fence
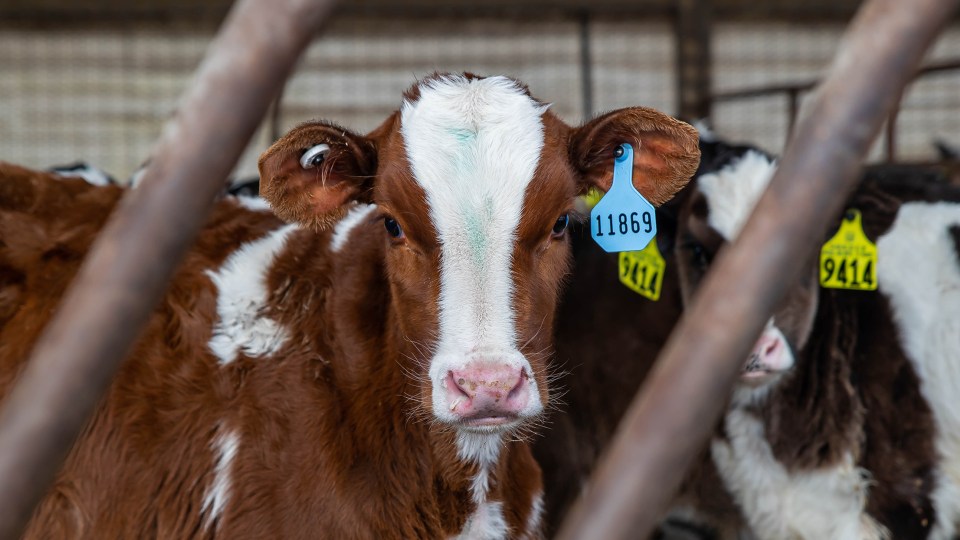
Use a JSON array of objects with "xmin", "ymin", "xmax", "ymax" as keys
[{"xmin": 0, "ymin": 7, "xmax": 958, "ymax": 178}]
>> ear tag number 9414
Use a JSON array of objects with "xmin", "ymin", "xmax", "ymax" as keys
[
  {"xmin": 819, "ymin": 208, "xmax": 878, "ymax": 291},
  {"xmin": 590, "ymin": 143, "xmax": 657, "ymax": 253},
  {"xmin": 618, "ymin": 239, "xmax": 666, "ymax": 301}
]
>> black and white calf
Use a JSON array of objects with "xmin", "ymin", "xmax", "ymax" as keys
[{"xmin": 675, "ymin": 137, "xmax": 960, "ymax": 539}]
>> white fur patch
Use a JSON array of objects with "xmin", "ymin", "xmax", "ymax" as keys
[
  {"xmin": 712, "ymin": 409, "xmax": 887, "ymax": 540},
  {"xmin": 233, "ymin": 194, "xmax": 272, "ymax": 212},
  {"xmin": 206, "ymin": 225, "xmax": 296, "ymax": 365},
  {"xmin": 697, "ymin": 151, "xmax": 778, "ymax": 241},
  {"xmin": 202, "ymin": 428, "xmax": 240, "ymax": 529},
  {"xmin": 521, "ymin": 491, "xmax": 544, "ymax": 540},
  {"xmin": 692, "ymin": 119, "xmax": 718, "ymax": 143},
  {"xmin": 400, "ymin": 74, "xmax": 547, "ymax": 424},
  {"xmin": 454, "ymin": 501, "xmax": 509, "ymax": 540},
  {"xmin": 50, "ymin": 163, "xmax": 114, "ymax": 186},
  {"xmin": 876, "ymin": 202, "xmax": 960, "ymax": 540},
  {"xmin": 330, "ymin": 203, "xmax": 377, "ymax": 253}
]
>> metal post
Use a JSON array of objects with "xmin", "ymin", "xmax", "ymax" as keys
[
  {"xmin": 786, "ymin": 87, "xmax": 800, "ymax": 143},
  {"xmin": 0, "ymin": 0, "xmax": 337, "ymax": 537},
  {"xmin": 556, "ymin": 0, "xmax": 958, "ymax": 538},
  {"xmin": 579, "ymin": 12, "xmax": 594, "ymax": 120},
  {"xmin": 886, "ymin": 104, "xmax": 900, "ymax": 163},
  {"xmin": 676, "ymin": 0, "xmax": 712, "ymax": 120}
]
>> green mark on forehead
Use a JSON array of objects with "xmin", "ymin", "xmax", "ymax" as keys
[
  {"xmin": 462, "ymin": 197, "xmax": 496, "ymax": 269},
  {"xmin": 448, "ymin": 128, "xmax": 476, "ymax": 143}
]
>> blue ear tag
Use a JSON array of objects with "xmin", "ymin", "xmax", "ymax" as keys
[{"xmin": 590, "ymin": 143, "xmax": 657, "ymax": 253}]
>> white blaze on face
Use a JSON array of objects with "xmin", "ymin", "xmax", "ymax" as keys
[
  {"xmin": 697, "ymin": 150, "xmax": 777, "ymax": 241},
  {"xmin": 400, "ymin": 75, "xmax": 548, "ymax": 424}
]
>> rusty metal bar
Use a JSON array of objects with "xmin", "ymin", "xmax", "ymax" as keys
[
  {"xmin": 556, "ymin": 0, "xmax": 958, "ymax": 538},
  {"xmin": 0, "ymin": 0, "xmax": 337, "ymax": 537}
]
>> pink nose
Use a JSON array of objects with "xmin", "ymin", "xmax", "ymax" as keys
[
  {"xmin": 446, "ymin": 362, "xmax": 530, "ymax": 425},
  {"xmin": 743, "ymin": 330, "xmax": 791, "ymax": 381}
]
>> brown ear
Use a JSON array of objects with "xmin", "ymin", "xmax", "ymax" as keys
[
  {"xmin": 258, "ymin": 121, "xmax": 377, "ymax": 229},
  {"xmin": 569, "ymin": 107, "xmax": 700, "ymax": 206}
]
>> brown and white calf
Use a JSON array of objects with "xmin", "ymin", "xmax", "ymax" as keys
[
  {"xmin": 0, "ymin": 73, "xmax": 700, "ymax": 538},
  {"xmin": 675, "ymin": 141, "xmax": 960, "ymax": 539}
]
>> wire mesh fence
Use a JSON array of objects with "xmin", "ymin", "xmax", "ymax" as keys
[{"xmin": 0, "ymin": 7, "xmax": 957, "ymax": 184}]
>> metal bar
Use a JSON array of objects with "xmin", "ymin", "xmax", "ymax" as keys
[
  {"xmin": 269, "ymin": 79, "xmax": 288, "ymax": 143},
  {"xmin": 711, "ymin": 58, "xmax": 960, "ymax": 103},
  {"xmin": 0, "ymin": 0, "xmax": 337, "ymax": 537},
  {"xmin": 786, "ymin": 87, "xmax": 800, "ymax": 143},
  {"xmin": 556, "ymin": 0, "xmax": 958, "ymax": 538},
  {"xmin": 886, "ymin": 104, "xmax": 900, "ymax": 163},
  {"xmin": 578, "ymin": 11, "xmax": 594, "ymax": 120},
  {"xmin": 675, "ymin": 0, "xmax": 713, "ymax": 120}
]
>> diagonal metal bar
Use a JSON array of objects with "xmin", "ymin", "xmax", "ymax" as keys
[
  {"xmin": 0, "ymin": 0, "xmax": 337, "ymax": 537},
  {"xmin": 556, "ymin": 0, "xmax": 959, "ymax": 538}
]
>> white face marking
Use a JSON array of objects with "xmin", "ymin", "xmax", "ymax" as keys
[
  {"xmin": 400, "ymin": 75, "xmax": 548, "ymax": 426},
  {"xmin": 876, "ymin": 201, "xmax": 960, "ymax": 539},
  {"xmin": 330, "ymin": 203, "xmax": 377, "ymax": 253},
  {"xmin": 202, "ymin": 428, "xmax": 240, "ymax": 530},
  {"xmin": 712, "ymin": 409, "xmax": 887, "ymax": 540},
  {"xmin": 697, "ymin": 150, "xmax": 778, "ymax": 241},
  {"xmin": 206, "ymin": 225, "xmax": 296, "ymax": 365}
]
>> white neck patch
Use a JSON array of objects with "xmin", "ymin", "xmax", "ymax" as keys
[
  {"xmin": 400, "ymin": 75, "xmax": 547, "ymax": 359},
  {"xmin": 697, "ymin": 150, "xmax": 777, "ymax": 241}
]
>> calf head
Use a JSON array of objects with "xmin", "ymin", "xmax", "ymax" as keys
[
  {"xmin": 260, "ymin": 74, "xmax": 699, "ymax": 446},
  {"xmin": 676, "ymin": 140, "xmax": 818, "ymax": 405}
]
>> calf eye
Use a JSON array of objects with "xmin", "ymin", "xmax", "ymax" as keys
[
  {"xmin": 299, "ymin": 144, "xmax": 331, "ymax": 169},
  {"xmin": 552, "ymin": 214, "xmax": 570, "ymax": 236},
  {"xmin": 691, "ymin": 243, "xmax": 712, "ymax": 270},
  {"xmin": 384, "ymin": 217, "xmax": 404, "ymax": 239}
]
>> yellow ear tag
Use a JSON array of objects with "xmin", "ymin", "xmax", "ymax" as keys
[
  {"xmin": 819, "ymin": 209, "xmax": 878, "ymax": 291},
  {"xmin": 618, "ymin": 237, "xmax": 665, "ymax": 301},
  {"xmin": 582, "ymin": 187, "xmax": 604, "ymax": 209}
]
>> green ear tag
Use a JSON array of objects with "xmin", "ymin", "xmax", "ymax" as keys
[
  {"xmin": 819, "ymin": 209, "xmax": 878, "ymax": 291},
  {"xmin": 618, "ymin": 237, "xmax": 666, "ymax": 301}
]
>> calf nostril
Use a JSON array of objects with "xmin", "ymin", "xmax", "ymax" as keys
[
  {"xmin": 507, "ymin": 370, "xmax": 528, "ymax": 400},
  {"xmin": 447, "ymin": 371, "xmax": 471, "ymax": 399},
  {"xmin": 762, "ymin": 339, "xmax": 780, "ymax": 358}
]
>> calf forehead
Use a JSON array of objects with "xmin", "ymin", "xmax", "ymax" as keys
[
  {"xmin": 696, "ymin": 150, "xmax": 777, "ymax": 241},
  {"xmin": 399, "ymin": 75, "xmax": 548, "ymax": 226},
  {"xmin": 398, "ymin": 75, "xmax": 549, "ymax": 349}
]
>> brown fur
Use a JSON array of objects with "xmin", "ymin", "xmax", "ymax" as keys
[
  {"xmin": 672, "ymin": 164, "xmax": 960, "ymax": 538},
  {"xmin": 0, "ymin": 75, "xmax": 700, "ymax": 539}
]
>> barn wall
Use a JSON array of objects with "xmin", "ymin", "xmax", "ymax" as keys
[{"xmin": 0, "ymin": 14, "xmax": 957, "ymax": 183}]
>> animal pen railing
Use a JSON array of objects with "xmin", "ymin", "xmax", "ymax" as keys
[
  {"xmin": 0, "ymin": 0, "xmax": 955, "ymax": 538},
  {"xmin": 710, "ymin": 57, "xmax": 960, "ymax": 163}
]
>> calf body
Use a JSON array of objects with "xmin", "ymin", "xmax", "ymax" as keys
[
  {"xmin": 0, "ymin": 74, "xmax": 699, "ymax": 538},
  {"xmin": 677, "ymin": 143, "xmax": 960, "ymax": 539}
]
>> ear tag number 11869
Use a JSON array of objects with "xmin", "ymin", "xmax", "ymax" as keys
[
  {"xmin": 590, "ymin": 143, "xmax": 657, "ymax": 253},
  {"xmin": 819, "ymin": 208, "xmax": 878, "ymax": 291}
]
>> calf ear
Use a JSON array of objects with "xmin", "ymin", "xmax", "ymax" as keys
[
  {"xmin": 258, "ymin": 121, "xmax": 377, "ymax": 229},
  {"xmin": 569, "ymin": 107, "xmax": 700, "ymax": 206}
]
